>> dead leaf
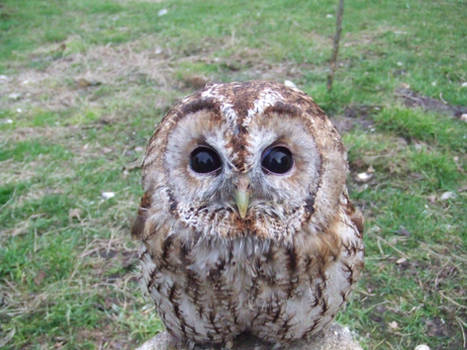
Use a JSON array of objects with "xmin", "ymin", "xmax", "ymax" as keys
[
  {"xmin": 34, "ymin": 270, "xmax": 46, "ymax": 286},
  {"xmin": 182, "ymin": 75, "xmax": 208, "ymax": 89},
  {"xmin": 396, "ymin": 226, "xmax": 411, "ymax": 237},
  {"xmin": 123, "ymin": 160, "xmax": 141, "ymax": 172},
  {"xmin": 396, "ymin": 257, "xmax": 407, "ymax": 265},
  {"xmin": 68, "ymin": 208, "xmax": 82, "ymax": 220},
  {"xmin": 75, "ymin": 77, "xmax": 102, "ymax": 88}
]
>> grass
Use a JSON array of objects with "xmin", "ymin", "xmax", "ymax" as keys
[{"xmin": 0, "ymin": 0, "xmax": 466, "ymax": 349}]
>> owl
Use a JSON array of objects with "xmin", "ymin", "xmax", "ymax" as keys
[{"xmin": 132, "ymin": 81, "xmax": 364, "ymax": 348}]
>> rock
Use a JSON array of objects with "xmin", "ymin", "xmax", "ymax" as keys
[
  {"xmin": 101, "ymin": 192, "xmax": 115, "ymax": 200},
  {"xmin": 284, "ymin": 80, "xmax": 298, "ymax": 89},
  {"xmin": 355, "ymin": 172, "xmax": 373, "ymax": 183},
  {"xmin": 414, "ymin": 345, "xmax": 430, "ymax": 350},
  {"xmin": 135, "ymin": 323, "xmax": 363, "ymax": 350},
  {"xmin": 439, "ymin": 191, "xmax": 456, "ymax": 201},
  {"xmin": 158, "ymin": 8, "xmax": 168, "ymax": 16},
  {"xmin": 8, "ymin": 92, "xmax": 22, "ymax": 100}
]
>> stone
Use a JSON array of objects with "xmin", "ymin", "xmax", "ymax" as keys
[
  {"xmin": 414, "ymin": 345, "xmax": 430, "ymax": 350},
  {"xmin": 135, "ymin": 323, "xmax": 363, "ymax": 350}
]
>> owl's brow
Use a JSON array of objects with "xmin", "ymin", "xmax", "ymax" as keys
[
  {"xmin": 180, "ymin": 98, "xmax": 220, "ymax": 117},
  {"xmin": 263, "ymin": 102, "xmax": 301, "ymax": 117}
]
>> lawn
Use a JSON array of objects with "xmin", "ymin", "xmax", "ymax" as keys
[{"xmin": 0, "ymin": 0, "xmax": 465, "ymax": 349}]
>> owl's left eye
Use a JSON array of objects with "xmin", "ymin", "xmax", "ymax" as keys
[
  {"xmin": 261, "ymin": 146, "xmax": 294, "ymax": 174},
  {"xmin": 190, "ymin": 146, "xmax": 222, "ymax": 174}
]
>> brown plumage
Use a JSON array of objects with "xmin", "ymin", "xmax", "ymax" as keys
[{"xmin": 132, "ymin": 81, "xmax": 364, "ymax": 348}]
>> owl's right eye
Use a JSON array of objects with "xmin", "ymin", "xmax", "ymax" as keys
[{"xmin": 189, "ymin": 146, "xmax": 222, "ymax": 174}]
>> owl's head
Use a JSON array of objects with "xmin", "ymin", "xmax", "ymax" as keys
[{"xmin": 135, "ymin": 81, "xmax": 347, "ymax": 243}]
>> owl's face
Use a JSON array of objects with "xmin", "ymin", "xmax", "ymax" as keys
[{"xmin": 142, "ymin": 81, "xmax": 347, "ymax": 242}]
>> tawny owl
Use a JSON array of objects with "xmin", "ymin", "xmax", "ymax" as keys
[{"xmin": 132, "ymin": 81, "xmax": 364, "ymax": 348}]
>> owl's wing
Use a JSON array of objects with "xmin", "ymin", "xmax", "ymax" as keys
[
  {"xmin": 343, "ymin": 193, "xmax": 364, "ymax": 236},
  {"xmin": 131, "ymin": 191, "xmax": 151, "ymax": 239}
]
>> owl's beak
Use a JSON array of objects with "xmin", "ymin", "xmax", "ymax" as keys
[{"xmin": 234, "ymin": 177, "xmax": 250, "ymax": 219}]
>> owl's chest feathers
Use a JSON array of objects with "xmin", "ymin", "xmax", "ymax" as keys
[
  {"xmin": 141, "ymin": 203, "xmax": 363, "ymax": 344},
  {"xmin": 143, "ymin": 208, "xmax": 361, "ymax": 299}
]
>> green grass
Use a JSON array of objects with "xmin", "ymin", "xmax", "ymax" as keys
[{"xmin": 1, "ymin": 0, "xmax": 466, "ymax": 349}]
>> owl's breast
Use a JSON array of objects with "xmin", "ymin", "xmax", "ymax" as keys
[{"xmin": 140, "ymin": 200, "xmax": 363, "ymax": 345}]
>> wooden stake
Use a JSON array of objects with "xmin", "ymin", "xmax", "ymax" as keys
[{"xmin": 327, "ymin": 0, "xmax": 345, "ymax": 92}]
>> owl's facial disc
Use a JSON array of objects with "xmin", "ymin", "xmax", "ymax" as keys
[{"xmin": 144, "ymin": 81, "xmax": 350, "ymax": 240}]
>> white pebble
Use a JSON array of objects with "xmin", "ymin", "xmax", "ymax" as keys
[
  {"xmin": 8, "ymin": 92, "xmax": 21, "ymax": 100},
  {"xmin": 158, "ymin": 8, "xmax": 168, "ymax": 16},
  {"xmin": 415, "ymin": 345, "xmax": 430, "ymax": 350},
  {"xmin": 284, "ymin": 80, "xmax": 298, "ymax": 89},
  {"xmin": 101, "ymin": 192, "xmax": 115, "ymax": 200},
  {"xmin": 440, "ymin": 191, "xmax": 456, "ymax": 201},
  {"xmin": 356, "ymin": 172, "xmax": 373, "ymax": 182}
]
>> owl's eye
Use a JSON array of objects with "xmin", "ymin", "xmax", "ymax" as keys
[
  {"xmin": 261, "ymin": 146, "xmax": 293, "ymax": 174},
  {"xmin": 190, "ymin": 146, "xmax": 222, "ymax": 174}
]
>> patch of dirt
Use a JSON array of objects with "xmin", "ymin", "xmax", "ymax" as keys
[
  {"xmin": 332, "ymin": 104, "xmax": 380, "ymax": 133},
  {"xmin": 2, "ymin": 125, "xmax": 82, "ymax": 143},
  {"xmin": 396, "ymin": 87, "xmax": 467, "ymax": 118},
  {"xmin": 226, "ymin": 47, "xmax": 323, "ymax": 83},
  {"xmin": 425, "ymin": 317, "xmax": 450, "ymax": 337},
  {"xmin": 343, "ymin": 25, "xmax": 405, "ymax": 48},
  {"xmin": 0, "ymin": 158, "xmax": 42, "ymax": 183},
  {"xmin": 0, "ymin": 34, "xmax": 323, "ymax": 122},
  {"xmin": 0, "ymin": 35, "xmax": 174, "ymax": 112}
]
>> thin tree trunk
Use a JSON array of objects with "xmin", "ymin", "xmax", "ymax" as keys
[{"xmin": 327, "ymin": 0, "xmax": 345, "ymax": 92}]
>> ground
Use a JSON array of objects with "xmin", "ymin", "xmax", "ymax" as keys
[{"xmin": 0, "ymin": 0, "xmax": 465, "ymax": 349}]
